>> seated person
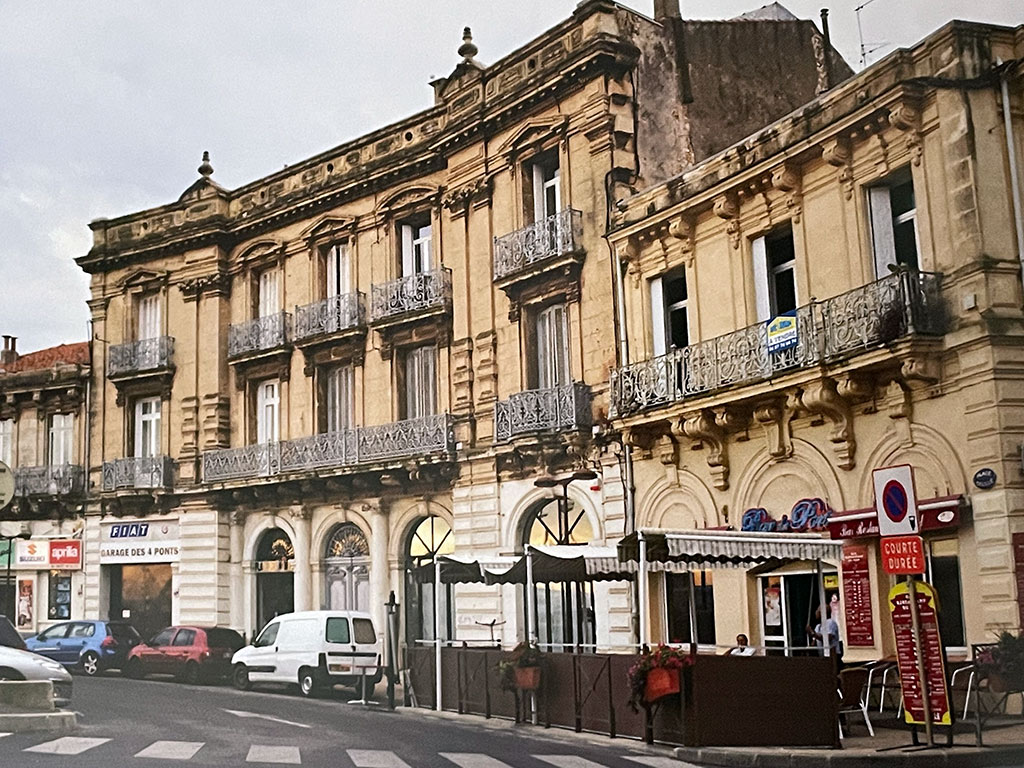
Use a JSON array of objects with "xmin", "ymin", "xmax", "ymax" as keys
[{"xmin": 729, "ymin": 633, "xmax": 756, "ymax": 656}]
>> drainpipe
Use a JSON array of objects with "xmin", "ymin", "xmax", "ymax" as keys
[
  {"xmin": 612, "ymin": 253, "xmax": 636, "ymax": 534},
  {"xmin": 1000, "ymin": 63, "xmax": 1024, "ymax": 282},
  {"xmin": 433, "ymin": 558, "xmax": 442, "ymax": 712}
]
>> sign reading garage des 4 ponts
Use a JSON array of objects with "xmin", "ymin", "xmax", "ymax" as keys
[{"xmin": 100, "ymin": 520, "xmax": 180, "ymax": 564}]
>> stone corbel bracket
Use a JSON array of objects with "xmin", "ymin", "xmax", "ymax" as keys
[
  {"xmin": 713, "ymin": 192, "xmax": 741, "ymax": 251},
  {"xmin": 801, "ymin": 378, "xmax": 855, "ymax": 470},
  {"xmin": 667, "ymin": 214, "xmax": 697, "ymax": 268},
  {"xmin": 889, "ymin": 98, "xmax": 924, "ymax": 167},
  {"xmin": 771, "ymin": 162, "xmax": 803, "ymax": 224},
  {"xmin": 754, "ymin": 395, "xmax": 796, "ymax": 461},
  {"xmin": 677, "ymin": 410, "xmax": 729, "ymax": 490},
  {"xmin": 822, "ymin": 136, "xmax": 854, "ymax": 201}
]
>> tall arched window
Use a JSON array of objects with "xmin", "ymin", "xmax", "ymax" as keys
[
  {"xmin": 324, "ymin": 523, "xmax": 370, "ymax": 612},
  {"xmin": 403, "ymin": 515, "xmax": 454, "ymax": 644},
  {"xmin": 522, "ymin": 499, "xmax": 595, "ymax": 651}
]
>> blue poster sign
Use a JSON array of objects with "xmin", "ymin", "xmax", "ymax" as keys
[{"xmin": 766, "ymin": 311, "xmax": 798, "ymax": 353}]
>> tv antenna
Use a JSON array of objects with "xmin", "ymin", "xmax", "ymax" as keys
[{"xmin": 854, "ymin": 0, "xmax": 888, "ymax": 68}]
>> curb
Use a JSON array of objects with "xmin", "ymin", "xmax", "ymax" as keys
[
  {"xmin": 672, "ymin": 745, "xmax": 1024, "ymax": 768},
  {"xmin": 0, "ymin": 710, "xmax": 78, "ymax": 734}
]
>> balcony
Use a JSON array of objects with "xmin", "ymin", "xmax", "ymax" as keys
[
  {"xmin": 202, "ymin": 414, "xmax": 454, "ymax": 483},
  {"xmin": 107, "ymin": 337, "xmax": 174, "ymax": 379},
  {"xmin": 293, "ymin": 293, "xmax": 366, "ymax": 346},
  {"xmin": 610, "ymin": 271, "xmax": 944, "ymax": 417},
  {"xmin": 494, "ymin": 383, "xmax": 592, "ymax": 443},
  {"xmin": 101, "ymin": 456, "xmax": 174, "ymax": 491},
  {"xmin": 228, "ymin": 312, "xmax": 291, "ymax": 361},
  {"xmin": 493, "ymin": 208, "xmax": 583, "ymax": 286},
  {"xmin": 14, "ymin": 465, "xmax": 86, "ymax": 497},
  {"xmin": 369, "ymin": 269, "xmax": 452, "ymax": 327}
]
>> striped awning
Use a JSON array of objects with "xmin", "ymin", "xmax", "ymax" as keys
[
  {"xmin": 618, "ymin": 528, "xmax": 843, "ymax": 568},
  {"xmin": 485, "ymin": 545, "xmax": 637, "ymax": 584}
]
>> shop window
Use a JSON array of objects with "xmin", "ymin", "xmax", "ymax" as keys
[
  {"xmin": 403, "ymin": 515, "xmax": 454, "ymax": 645},
  {"xmin": 927, "ymin": 538, "xmax": 965, "ymax": 647},
  {"xmin": 256, "ymin": 268, "xmax": 280, "ymax": 318},
  {"xmin": 752, "ymin": 226, "xmax": 797, "ymax": 322},
  {"xmin": 400, "ymin": 345, "xmax": 437, "ymax": 420},
  {"xmin": 48, "ymin": 413, "xmax": 74, "ymax": 466},
  {"xmin": 255, "ymin": 380, "xmax": 280, "ymax": 444},
  {"xmin": 399, "ymin": 217, "xmax": 432, "ymax": 277},
  {"xmin": 0, "ymin": 418, "xmax": 12, "ymax": 467},
  {"xmin": 48, "ymin": 571, "xmax": 71, "ymax": 620},
  {"xmin": 133, "ymin": 397, "xmax": 161, "ymax": 458},
  {"xmin": 666, "ymin": 571, "xmax": 716, "ymax": 646},
  {"xmin": 529, "ymin": 303, "xmax": 569, "ymax": 390},
  {"xmin": 526, "ymin": 152, "xmax": 560, "ymax": 223},
  {"xmin": 650, "ymin": 269, "xmax": 690, "ymax": 357},
  {"xmin": 321, "ymin": 365, "xmax": 354, "ymax": 434},
  {"xmin": 868, "ymin": 169, "xmax": 919, "ymax": 276},
  {"xmin": 324, "ymin": 242, "xmax": 352, "ymax": 298},
  {"xmin": 136, "ymin": 293, "xmax": 161, "ymax": 340}
]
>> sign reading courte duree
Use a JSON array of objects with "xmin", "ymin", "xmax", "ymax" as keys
[
  {"xmin": 889, "ymin": 581, "xmax": 952, "ymax": 727},
  {"xmin": 99, "ymin": 521, "xmax": 180, "ymax": 564}
]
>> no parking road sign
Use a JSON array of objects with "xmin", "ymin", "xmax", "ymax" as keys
[{"xmin": 873, "ymin": 465, "xmax": 919, "ymax": 537}]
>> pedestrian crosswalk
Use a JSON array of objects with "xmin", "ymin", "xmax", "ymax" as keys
[{"xmin": 4, "ymin": 735, "xmax": 691, "ymax": 767}]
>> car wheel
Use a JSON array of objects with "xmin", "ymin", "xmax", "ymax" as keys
[
  {"xmin": 0, "ymin": 667, "xmax": 25, "ymax": 681},
  {"xmin": 180, "ymin": 662, "xmax": 201, "ymax": 686},
  {"xmin": 298, "ymin": 668, "xmax": 321, "ymax": 698},
  {"xmin": 232, "ymin": 664, "xmax": 251, "ymax": 691},
  {"xmin": 124, "ymin": 658, "xmax": 144, "ymax": 680},
  {"xmin": 80, "ymin": 651, "xmax": 100, "ymax": 677}
]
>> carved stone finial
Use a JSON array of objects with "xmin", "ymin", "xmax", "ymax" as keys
[
  {"xmin": 198, "ymin": 151, "xmax": 213, "ymax": 178},
  {"xmin": 458, "ymin": 27, "xmax": 478, "ymax": 61}
]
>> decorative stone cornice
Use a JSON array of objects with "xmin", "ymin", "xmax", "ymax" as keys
[
  {"xmin": 677, "ymin": 410, "xmax": 729, "ymax": 490},
  {"xmin": 178, "ymin": 272, "xmax": 231, "ymax": 302}
]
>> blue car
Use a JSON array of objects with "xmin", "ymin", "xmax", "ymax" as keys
[{"xmin": 25, "ymin": 620, "xmax": 141, "ymax": 676}]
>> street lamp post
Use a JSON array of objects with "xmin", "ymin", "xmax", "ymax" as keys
[{"xmin": 1, "ymin": 531, "xmax": 31, "ymax": 618}]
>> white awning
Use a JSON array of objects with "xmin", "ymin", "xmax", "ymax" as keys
[{"xmin": 618, "ymin": 528, "xmax": 843, "ymax": 568}]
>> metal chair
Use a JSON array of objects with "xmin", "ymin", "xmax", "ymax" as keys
[{"xmin": 837, "ymin": 666, "xmax": 875, "ymax": 738}]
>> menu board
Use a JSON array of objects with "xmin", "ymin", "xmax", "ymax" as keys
[
  {"xmin": 841, "ymin": 545, "xmax": 874, "ymax": 646},
  {"xmin": 888, "ymin": 580, "xmax": 952, "ymax": 726}
]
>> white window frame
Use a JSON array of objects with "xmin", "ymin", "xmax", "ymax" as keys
[
  {"xmin": 0, "ymin": 419, "xmax": 13, "ymax": 467},
  {"xmin": 868, "ymin": 177, "xmax": 919, "ymax": 278},
  {"xmin": 257, "ymin": 269, "xmax": 280, "ymax": 318},
  {"xmin": 401, "ymin": 221, "xmax": 432, "ymax": 277},
  {"xmin": 752, "ymin": 230, "xmax": 798, "ymax": 322},
  {"xmin": 532, "ymin": 159, "xmax": 561, "ymax": 223},
  {"xmin": 48, "ymin": 413, "xmax": 74, "ymax": 466},
  {"xmin": 404, "ymin": 346, "xmax": 437, "ymax": 420},
  {"xmin": 325, "ymin": 365, "xmax": 354, "ymax": 433},
  {"xmin": 325, "ymin": 243, "xmax": 351, "ymax": 298},
  {"xmin": 536, "ymin": 303, "xmax": 570, "ymax": 390},
  {"xmin": 133, "ymin": 397, "xmax": 161, "ymax": 459},
  {"xmin": 256, "ymin": 380, "xmax": 280, "ymax": 445},
  {"xmin": 137, "ymin": 294, "xmax": 161, "ymax": 340}
]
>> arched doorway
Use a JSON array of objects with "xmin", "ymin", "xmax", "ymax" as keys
[
  {"xmin": 403, "ymin": 515, "xmax": 454, "ymax": 645},
  {"xmin": 255, "ymin": 527, "xmax": 294, "ymax": 631},
  {"xmin": 324, "ymin": 523, "xmax": 370, "ymax": 612},
  {"xmin": 523, "ymin": 498, "xmax": 595, "ymax": 651}
]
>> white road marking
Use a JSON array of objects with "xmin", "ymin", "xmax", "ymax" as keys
[
  {"xmin": 246, "ymin": 745, "xmax": 302, "ymax": 764},
  {"xmin": 135, "ymin": 740, "xmax": 206, "ymax": 760},
  {"xmin": 441, "ymin": 754, "xmax": 513, "ymax": 768},
  {"xmin": 224, "ymin": 708, "xmax": 312, "ymax": 729},
  {"xmin": 533, "ymin": 757, "xmax": 609, "ymax": 768},
  {"xmin": 25, "ymin": 736, "xmax": 111, "ymax": 755},
  {"xmin": 0, "ymin": 733, "xmax": 9, "ymax": 738},
  {"xmin": 348, "ymin": 749, "xmax": 412, "ymax": 768},
  {"xmin": 623, "ymin": 756, "xmax": 697, "ymax": 768}
]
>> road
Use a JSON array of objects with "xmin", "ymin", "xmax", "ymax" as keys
[{"xmin": 0, "ymin": 674, "xmax": 686, "ymax": 768}]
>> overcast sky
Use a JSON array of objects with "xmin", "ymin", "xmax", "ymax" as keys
[{"xmin": 0, "ymin": 1, "xmax": 1019, "ymax": 352}]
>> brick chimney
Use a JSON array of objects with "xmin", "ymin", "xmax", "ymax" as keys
[
  {"xmin": 0, "ymin": 335, "xmax": 17, "ymax": 366},
  {"xmin": 654, "ymin": 0, "xmax": 681, "ymax": 20}
]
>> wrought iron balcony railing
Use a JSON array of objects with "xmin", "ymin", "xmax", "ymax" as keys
[
  {"xmin": 369, "ymin": 269, "xmax": 452, "ymax": 325},
  {"xmin": 107, "ymin": 336, "xmax": 174, "ymax": 378},
  {"xmin": 228, "ymin": 312, "xmax": 291, "ymax": 359},
  {"xmin": 494, "ymin": 383, "xmax": 592, "ymax": 443},
  {"xmin": 493, "ymin": 208, "xmax": 583, "ymax": 282},
  {"xmin": 14, "ymin": 465, "xmax": 86, "ymax": 496},
  {"xmin": 101, "ymin": 456, "xmax": 174, "ymax": 491},
  {"xmin": 202, "ymin": 415, "xmax": 455, "ymax": 482},
  {"xmin": 293, "ymin": 293, "xmax": 366, "ymax": 343},
  {"xmin": 610, "ymin": 271, "xmax": 944, "ymax": 417}
]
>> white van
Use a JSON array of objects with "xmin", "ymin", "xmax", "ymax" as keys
[{"xmin": 231, "ymin": 610, "xmax": 381, "ymax": 697}]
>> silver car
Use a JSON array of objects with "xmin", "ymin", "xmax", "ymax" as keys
[{"xmin": 0, "ymin": 645, "xmax": 73, "ymax": 707}]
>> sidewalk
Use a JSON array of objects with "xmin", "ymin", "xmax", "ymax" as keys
[{"xmin": 673, "ymin": 717, "xmax": 1024, "ymax": 768}]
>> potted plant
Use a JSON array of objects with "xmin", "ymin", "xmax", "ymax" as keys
[
  {"xmin": 978, "ymin": 631, "xmax": 1024, "ymax": 693},
  {"xmin": 498, "ymin": 641, "xmax": 543, "ymax": 692},
  {"xmin": 627, "ymin": 643, "xmax": 695, "ymax": 712}
]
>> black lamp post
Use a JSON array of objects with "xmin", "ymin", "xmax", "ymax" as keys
[{"xmin": 1, "ymin": 531, "xmax": 31, "ymax": 618}]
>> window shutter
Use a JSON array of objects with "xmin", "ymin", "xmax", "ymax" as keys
[
  {"xmin": 551, "ymin": 304, "xmax": 569, "ymax": 387},
  {"xmin": 259, "ymin": 270, "xmax": 279, "ymax": 317},
  {"xmin": 401, "ymin": 225, "xmax": 415, "ymax": 277},
  {"xmin": 406, "ymin": 350, "xmax": 421, "ymax": 420},
  {"xmin": 134, "ymin": 400, "xmax": 145, "ymax": 458},
  {"xmin": 532, "ymin": 164, "xmax": 546, "ymax": 223},
  {"xmin": 423, "ymin": 346, "xmax": 437, "ymax": 417},
  {"xmin": 326, "ymin": 246, "xmax": 339, "ymax": 298},
  {"xmin": 49, "ymin": 415, "xmax": 73, "ymax": 465},
  {"xmin": 342, "ymin": 365, "xmax": 354, "ymax": 428},
  {"xmin": 752, "ymin": 236, "xmax": 771, "ymax": 322},
  {"xmin": 546, "ymin": 165, "xmax": 561, "ymax": 218},
  {"xmin": 417, "ymin": 225, "xmax": 433, "ymax": 273},
  {"xmin": 868, "ymin": 186, "xmax": 897, "ymax": 279},
  {"xmin": 650, "ymin": 277, "xmax": 666, "ymax": 357},
  {"xmin": 138, "ymin": 295, "xmax": 160, "ymax": 340},
  {"xmin": 0, "ymin": 420, "xmax": 11, "ymax": 466},
  {"xmin": 257, "ymin": 382, "xmax": 279, "ymax": 444},
  {"xmin": 536, "ymin": 308, "xmax": 551, "ymax": 389}
]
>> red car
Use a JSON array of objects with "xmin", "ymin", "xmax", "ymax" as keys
[{"xmin": 124, "ymin": 625, "xmax": 244, "ymax": 684}]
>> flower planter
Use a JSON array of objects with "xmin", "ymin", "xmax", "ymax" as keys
[
  {"xmin": 644, "ymin": 666, "xmax": 680, "ymax": 703},
  {"xmin": 515, "ymin": 665, "xmax": 541, "ymax": 691}
]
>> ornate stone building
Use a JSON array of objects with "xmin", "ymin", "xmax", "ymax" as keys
[
  {"xmin": 608, "ymin": 20, "xmax": 1024, "ymax": 658},
  {"xmin": 74, "ymin": 1, "xmax": 848, "ymax": 645},
  {"xmin": 0, "ymin": 336, "xmax": 89, "ymax": 634}
]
